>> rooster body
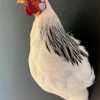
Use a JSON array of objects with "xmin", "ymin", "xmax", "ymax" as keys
[{"xmin": 26, "ymin": 0, "xmax": 95, "ymax": 100}]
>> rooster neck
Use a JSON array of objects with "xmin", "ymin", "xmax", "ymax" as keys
[
  {"xmin": 31, "ymin": 0, "xmax": 88, "ymax": 65},
  {"xmin": 35, "ymin": 0, "xmax": 57, "ymax": 24}
]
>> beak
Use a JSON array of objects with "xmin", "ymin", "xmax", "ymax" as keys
[{"xmin": 17, "ymin": 0, "xmax": 25, "ymax": 4}]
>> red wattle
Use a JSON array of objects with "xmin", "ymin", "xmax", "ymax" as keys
[
  {"xmin": 25, "ymin": 2, "xmax": 41, "ymax": 16},
  {"xmin": 25, "ymin": 5, "xmax": 33, "ymax": 16}
]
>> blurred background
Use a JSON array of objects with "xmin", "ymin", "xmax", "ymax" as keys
[{"xmin": 0, "ymin": 0, "xmax": 100, "ymax": 100}]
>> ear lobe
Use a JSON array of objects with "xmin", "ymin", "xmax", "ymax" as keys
[{"xmin": 39, "ymin": 3, "xmax": 46, "ymax": 11}]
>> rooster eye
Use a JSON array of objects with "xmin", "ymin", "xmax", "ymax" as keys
[
  {"xmin": 32, "ymin": 0, "xmax": 45, "ymax": 2},
  {"xmin": 40, "ymin": 0, "xmax": 45, "ymax": 2}
]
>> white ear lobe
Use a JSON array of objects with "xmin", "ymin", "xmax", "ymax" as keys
[{"xmin": 39, "ymin": 3, "xmax": 46, "ymax": 11}]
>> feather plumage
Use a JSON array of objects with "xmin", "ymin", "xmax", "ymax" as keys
[{"xmin": 28, "ymin": 0, "xmax": 95, "ymax": 100}]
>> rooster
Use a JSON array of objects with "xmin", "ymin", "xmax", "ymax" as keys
[{"xmin": 17, "ymin": 0, "xmax": 95, "ymax": 100}]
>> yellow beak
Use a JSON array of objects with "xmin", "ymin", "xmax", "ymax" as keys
[{"xmin": 17, "ymin": 0, "xmax": 25, "ymax": 4}]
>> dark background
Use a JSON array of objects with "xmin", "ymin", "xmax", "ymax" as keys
[{"xmin": 0, "ymin": 0, "xmax": 99, "ymax": 100}]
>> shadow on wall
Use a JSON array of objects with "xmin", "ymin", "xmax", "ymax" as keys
[{"xmin": 69, "ymin": 0, "xmax": 100, "ymax": 100}]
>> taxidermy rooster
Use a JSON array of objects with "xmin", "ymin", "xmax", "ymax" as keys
[{"xmin": 17, "ymin": 0, "xmax": 95, "ymax": 100}]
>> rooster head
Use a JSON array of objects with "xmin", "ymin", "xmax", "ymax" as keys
[{"xmin": 17, "ymin": 0, "xmax": 46, "ymax": 16}]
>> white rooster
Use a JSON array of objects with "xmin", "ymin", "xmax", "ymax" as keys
[{"xmin": 17, "ymin": 0, "xmax": 95, "ymax": 100}]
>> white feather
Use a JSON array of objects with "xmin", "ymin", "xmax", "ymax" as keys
[{"xmin": 28, "ymin": 0, "xmax": 95, "ymax": 100}]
